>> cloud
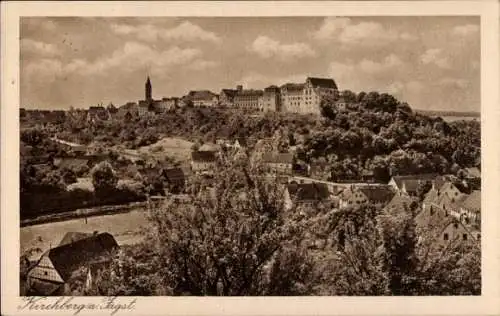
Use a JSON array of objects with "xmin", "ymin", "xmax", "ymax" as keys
[
  {"xmin": 24, "ymin": 42, "xmax": 203, "ymax": 80},
  {"xmin": 358, "ymin": 54, "xmax": 403, "ymax": 74},
  {"xmin": 313, "ymin": 17, "xmax": 416, "ymax": 45},
  {"xmin": 187, "ymin": 59, "xmax": 219, "ymax": 71},
  {"xmin": 111, "ymin": 21, "xmax": 221, "ymax": 43},
  {"xmin": 420, "ymin": 48, "xmax": 451, "ymax": 69},
  {"xmin": 453, "ymin": 24, "xmax": 480, "ymax": 36},
  {"xmin": 439, "ymin": 78, "xmax": 469, "ymax": 89},
  {"xmin": 249, "ymin": 36, "xmax": 316, "ymax": 61},
  {"xmin": 21, "ymin": 39, "xmax": 61, "ymax": 57}
]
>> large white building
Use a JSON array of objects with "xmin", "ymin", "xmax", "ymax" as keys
[{"xmin": 280, "ymin": 77, "xmax": 339, "ymax": 115}]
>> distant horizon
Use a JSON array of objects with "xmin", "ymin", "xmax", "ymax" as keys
[{"xmin": 21, "ymin": 17, "xmax": 480, "ymax": 112}]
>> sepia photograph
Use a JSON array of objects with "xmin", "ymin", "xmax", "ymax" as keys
[
  {"xmin": 18, "ymin": 14, "xmax": 483, "ymax": 297},
  {"xmin": 2, "ymin": 1, "xmax": 500, "ymax": 315}
]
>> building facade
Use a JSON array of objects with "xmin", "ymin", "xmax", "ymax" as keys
[
  {"xmin": 260, "ymin": 85, "xmax": 281, "ymax": 112},
  {"xmin": 233, "ymin": 87, "xmax": 264, "ymax": 111}
]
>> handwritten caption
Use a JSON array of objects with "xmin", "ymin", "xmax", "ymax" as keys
[{"xmin": 18, "ymin": 296, "xmax": 137, "ymax": 315}]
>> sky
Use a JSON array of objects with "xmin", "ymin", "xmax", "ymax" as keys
[{"xmin": 20, "ymin": 16, "xmax": 480, "ymax": 112}]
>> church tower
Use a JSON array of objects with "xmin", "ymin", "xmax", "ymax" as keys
[{"xmin": 145, "ymin": 76, "xmax": 152, "ymax": 102}]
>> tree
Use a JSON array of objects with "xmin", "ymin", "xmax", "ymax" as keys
[
  {"xmin": 100, "ymin": 155, "xmax": 316, "ymax": 296},
  {"xmin": 91, "ymin": 161, "xmax": 118, "ymax": 196}
]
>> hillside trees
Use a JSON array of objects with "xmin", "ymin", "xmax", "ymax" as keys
[{"xmin": 93, "ymin": 155, "xmax": 320, "ymax": 296}]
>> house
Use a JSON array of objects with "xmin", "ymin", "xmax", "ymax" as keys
[
  {"xmin": 219, "ymin": 89, "xmax": 238, "ymax": 107},
  {"xmin": 117, "ymin": 102, "xmax": 139, "ymax": 121},
  {"xmin": 191, "ymin": 150, "xmax": 217, "ymax": 173},
  {"xmin": 138, "ymin": 100, "xmax": 154, "ymax": 116},
  {"xmin": 155, "ymin": 97, "xmax": 178, "ymax": 112},
  {"xmin": 339, "ymin": 185, "xmax": 395, "ymax": 209},
  {"xmin": 187, "ymin": 90, "xmax": 219, "ymax": 107},
  {"xmin": 438, "ymin": 182, "xmax": 465, "ymax": 203},
  {"xmin": 284, "ymin": 182, "xmax": 330, "ymax": 210},
  {"xmin": 452, "ymin": 190, "xmax": 481, "ymax": 225},
  {"xmin": 384, "ymin": 192, "xmax": 417, "ymax": 214},
  {"xmin": 280, "ymin": 77, "xmax": 339, "ymax": 115},
  {"xmin": 86, "ymin": 106, "xmax": 110, "ymax": 122},
  {"xmin": 233, "ymin": 87, "xmax": 264, "ymax": 111},
  {"xmin": 388, "ymin": 174, "xmax": 439, "ymax": 196},
  {"xmin": 335, "ymin": 97, "xmax": 349, "ymax": 111},
  {"xmin": 308, "ymin": 160, "xmax": 330, "ymax": 178},
  {"xmin": 26, "ymin": 232, "xmax": 118, "ymax": 296},
  {"xmin": 162, "ymin": 167, "xmax": 186, "ymax": 193},
  {"xmin": 438, "ymin": 219, "xmax": 479, "ymax": 247},
  {"xmin": 261, "ymin": 152, "xmax": 294, "ymax": 174}
]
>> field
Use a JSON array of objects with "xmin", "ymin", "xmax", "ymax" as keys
[
  {"xmin": 118, "ymin": 136, "xmax": 194, "ymax": 163},
  {"xmin": 20, "ymin": 208, "xmax": 149, "ymax": 261}
]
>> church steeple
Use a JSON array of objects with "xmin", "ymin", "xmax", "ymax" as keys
[{"xmin": 145, "ymin": 75, "xmax": 152, "ymax": 102}]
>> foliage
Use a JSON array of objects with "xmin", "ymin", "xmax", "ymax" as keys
[{"xmin": 91, "ymin": 161, "xmax": 118, "ymax": 196}]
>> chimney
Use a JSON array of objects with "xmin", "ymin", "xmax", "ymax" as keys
[{"xmin": 236, "ymin": 85, "xmax": 243, "ymax": 92}]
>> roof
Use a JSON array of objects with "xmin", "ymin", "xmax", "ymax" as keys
[
  {"xmin": 221, "ymin": 89, "xmax": 238, "ymax": 98},
  {"xmin": 358, "ymin": 186, "xmax": 395, "ymax": 204},
  {"xmin": 191, "ymin": 150, "xmax": 217, "ymax": 162},
  {"xmin": 58, "ymin": 232, "xmax": 93, "ymax": 247},
  {"xmin": 235, "ymin": 89, "xmax": 264, "ymax": 97},
  {"xmin": 306, "ymin": 77, "xmax": 338, "ymax": 89},
  {"xmin": 163, "ymin": 167, "xmax": 185, "ymax": 181},
  {"xmin": 423, "ymin": 188, "xmax": 439, "ymax": 205},
  {"xmin": 391, "ymin": 174, "xmax": 438, "ymax": 192},
  {"xmin": 464, "ymin": 167, "xmax": 481, "ymax": 178},
  {"xmin": 48, "ymin": 232, "xmax": 118, "ymax": 281},
  {"xmin": 461, "ymin": 190, "xmax": 481, "ymax": 211},
  {"xmin": 280, "ymin": 83, "xmax": 305, "ymax": 91},
  {"xmin": 384, "ymin": 193, "xmax": 415, "ymax": 213},
  {"xmin": 264, "ymin": 85, "xmax": 280, "ymax": 93},
  {"xmin": 287, "ymin": 183, "xmax": 330, "ymax": 201},
  {"xmin": 262, "ymin": 152, "xmax": 294, "ymax": 164},
  {"xmin": 234, "ymin": 137, "xmax": 247, "ymax": 147},
  {"xmin": 28, "ymin": 279, "xmax": 63, "ymax": 296},
  {"xmin": 188, "ymin": 90, "xmax": 217, "ymax": 100}
]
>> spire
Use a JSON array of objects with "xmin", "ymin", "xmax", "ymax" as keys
[{"xmin": 145, "ymin": 75, "xmax": 152, "ymax": 102}]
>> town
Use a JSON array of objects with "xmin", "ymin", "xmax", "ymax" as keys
[{"xmin": 20, "ymin": 73, "xmax": 481, "ymax": 296}]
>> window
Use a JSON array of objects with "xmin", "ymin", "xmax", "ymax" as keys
[
  {"xmin": 443, "ymin": 233, "xmax": 449, "ymax": 241},
  {"xmin": 463, "ymin": 234, "xmax": 468, "ymax": 241},
  {"xmin": 453, "ymin": 223, "xmax": 458, "ymax": 229},
  {"xmin": 477, "ymin": 233, "xmax": 481, "ymax": 240},
  {"xmin": 44, "ymin": 271, "xmax": 48, "ymax": 276}
]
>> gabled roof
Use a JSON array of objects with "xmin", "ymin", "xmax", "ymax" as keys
[
  {"xmin": 58, "ymin": 232, "xmax": 93, "ymax": 247},
  {"xmin": 191, "ymin": 150, "xmax": 217, "ymax": 162},
  {"xmin": 48, "ymin": 233, "xmax": 118, "ymax": 281},
  {"xmin": 384, "ymin": 192, "xmax": 415, "ymax": 212},
  {"xmin": 262, "ymin": 152, "xmax": 294, "ymax": 164},
  {"xmin": 306, "ymin": 77, "xmax": 338, "ymax": 89},
  {"xmin": 390, "ymin": 174, "xmax": 438, "ymax": 193},
  {"xmin": 461, "ymin": 190, "xmax": 481, "ymax": 211},
  {"xmin": 234, "ymin": 137, "xmax": 247, "ymax": 147},
  {"xmin": 423, "ymin": 188, "xmax": 439, "ymax": 205},
  {"xmin": 287, "ymin": 183, "xmax": 330, "ymax": 201}
]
